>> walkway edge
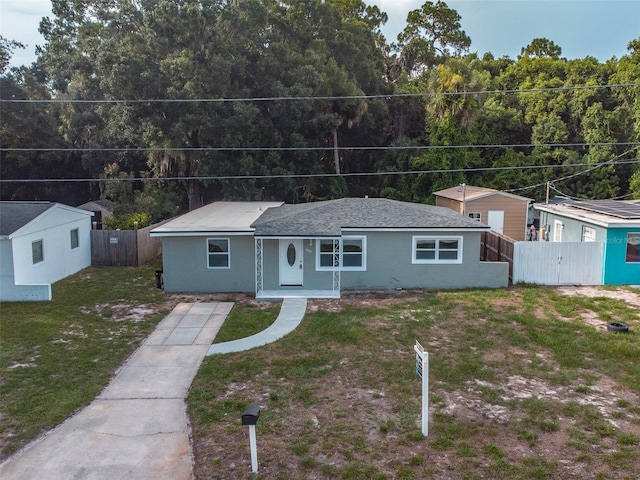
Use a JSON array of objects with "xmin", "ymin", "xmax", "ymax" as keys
[{"xmin": 206, "ymin": 298, "xmax": 307, "ymax": 355}]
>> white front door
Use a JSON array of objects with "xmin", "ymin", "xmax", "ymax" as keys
[
  {"xmin": 487, "ymin": 210, "xmax": 505, "ymax": 235},
  {"xmin": 279, "ymin": 239, "xmax": 303, "ymax": 286}
]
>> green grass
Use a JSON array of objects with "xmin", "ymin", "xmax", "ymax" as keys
[
  {"xmin": 3, "ymin": 279, "xmax": 639, "ymax": 478},
  {"xmin": 0, "ymin": 266, "xmax": 167, "ymax": 458},
  {"xmin": 188, "ymin": 287, "xmax": 640, "ymax": 479}
]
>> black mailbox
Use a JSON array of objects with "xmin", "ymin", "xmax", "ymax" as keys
[{"xmin": 241, "ymin": 405, "xmax": 261, "ymax": 426}]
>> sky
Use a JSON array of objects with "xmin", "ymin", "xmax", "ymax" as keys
[{"xmin": 1, "ymin": 0, "xmax": 639, "ymax": 68}]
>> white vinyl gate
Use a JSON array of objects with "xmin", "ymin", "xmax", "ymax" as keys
[{"xmin": 513, "ymin": 242, "xmax": 603, "ymax": 285}]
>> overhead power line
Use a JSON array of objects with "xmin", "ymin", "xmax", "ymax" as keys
[
  {"xmin": 2, "ymin": 83, "xmax": 638, "ymax": 104},
  {"xmin": 3, "ymin": 159, "xmax": 639, "ymax": 184},
  {"xmin": 3, "ymin": 142, "xmax": 639, "ymax": 153},
  {"xmin": 504, "ymin": 146, "xmax": 640, "ymax": 194}
]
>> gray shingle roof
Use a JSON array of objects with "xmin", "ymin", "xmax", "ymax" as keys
[
  {"xmin": 0, "ymin": 201, "xmax": 56, "ymax": 236},
  {"xmin": 251, "ymin": 198, "xmax": 489, "ymax": 236}
]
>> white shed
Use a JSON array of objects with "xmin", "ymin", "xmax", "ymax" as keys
[{"xmin": 0, "ymin": 202, "xmax": 94, "ymax": 301}]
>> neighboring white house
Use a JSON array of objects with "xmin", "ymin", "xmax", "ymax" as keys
[{"xmin": 0, "ymin": 202, "xmax": 94, "ymax": 301}]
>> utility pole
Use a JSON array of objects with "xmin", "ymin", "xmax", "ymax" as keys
[{"xmin": 546, "ymin": 182, "xmax": 550, "ymax": 205}]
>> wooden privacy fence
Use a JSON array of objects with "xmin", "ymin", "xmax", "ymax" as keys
[
  {"xmin": 481, "ymin": 231, "xmax": 515, "ymax": 283},
  {"xmin": 91, "ymin": 220, "xmax": 168, "ymax": 266},
  {"xmin": 513, "ymin": 241, "xmax": 603, "ymax": 285}
]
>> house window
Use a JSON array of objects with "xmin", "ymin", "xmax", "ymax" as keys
[
  {"xmin": 468, "ymin": 212, "xmax": 482, "ymax": 222},
  {"xmin": 317, "ymin": 236, "xmax": 366, "ymax": 271},
  {"xmin": 553, "ymin": 220, "xmax": 563, "ymax": 242},
  {"xmin": 582, "ymin": 226, "xmax": 596, "ymax": 242},
  {"xmin": 207, "ymin": 238, "xmax": 230, "ymax": 269},
  {"xmin": 627, "ymin": 233, "xmax": 640, "ymax": 263},
  {"xmin": 70, "ymin": 228, "xmax": 80, "ymax": 249},
  {"xmin": 32, "ymin": 239, "xmax": 44, "ymax": 264},
  {"xmin": 412, "ymin": 236, "xmax": 463, "ymax": 264}
]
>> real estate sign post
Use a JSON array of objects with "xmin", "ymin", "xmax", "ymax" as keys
[{"xmin": 414, "ymin": 340, "xmax": 429, "ymax": 437}]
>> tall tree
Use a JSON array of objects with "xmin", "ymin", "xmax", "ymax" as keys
[{"xmin": 397, "ymin": 1, "xmax": 470, "ymax": 75}]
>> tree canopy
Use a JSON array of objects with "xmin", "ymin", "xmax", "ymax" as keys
[{"xmin": 1, "ymin": 1, "xmax": 638, "ymax": 214}]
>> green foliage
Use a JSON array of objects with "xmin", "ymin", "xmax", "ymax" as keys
[
  {"xmin": 3, "ymin": 1, "xmax": 638, "ymax": 204},
  {"xmin": 103, "ymin": 211, "xmax": 150, "ymax": 230}
]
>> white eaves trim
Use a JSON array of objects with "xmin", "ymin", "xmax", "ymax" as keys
[{"xmin": 534, "ymin": 204, "xmax": 640, "ymax": 229}]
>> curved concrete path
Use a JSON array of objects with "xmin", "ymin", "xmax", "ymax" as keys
[
  {"xmin": 207, "ymin": 298, "xmax": 307, "ymax": 355},
  {"xmin": 0, "ymin": 298, "xmax": 307, "ymax": 480}
]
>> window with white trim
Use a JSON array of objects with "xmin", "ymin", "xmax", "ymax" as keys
[
  {"xmin": 207, "ymin": 238, "xmax": 230, "ymax": 269},
  {"xmin": 32, "ymin": 239, "xmax": 44, "ymax": 264},
  {"xmin": 468, "ymin": 212, "xmax": 482, "ymax": 222},
  {"xmin": 412, "ymin": 236, "xmax": 463, "ymax": 264},
  {"xmin": 317, "ymin": 236, "xmax": 366, "ymax": 271},
  {"xmin": 582, "ymin": 226, "xmax": 596, "ymax": 242},
  {"xmin": 70, "ymin": 228, "xmax": 80, "ymax": 249}
]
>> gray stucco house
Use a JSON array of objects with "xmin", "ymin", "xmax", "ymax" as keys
[{"xmin": 151, "ymin": 198, "xmax": 509, "ymax": 298}]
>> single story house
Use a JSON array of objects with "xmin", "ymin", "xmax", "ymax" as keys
[
  {"xmin": 151, "ymin": 198, "xmax": 509, "ymax": 299},
  {"xmin": 0, "ymin": 201, "xmax": 94, "ymax": 301},
  {"xmin": 434, "ymin": 185, "xmax": 532, "ymax": 241},
  {"xmin": 534, "ymin": 199, "xmax": 640, "ymax": 285}
]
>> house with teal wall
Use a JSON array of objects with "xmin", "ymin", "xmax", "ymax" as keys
[{"xmin": 534, "ymin": 200, "xmax": 640, "ymax": 285}]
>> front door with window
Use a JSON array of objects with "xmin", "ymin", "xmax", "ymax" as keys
[{"xmin": 279, "ymin": 239, "xmax": 303, "ymax": 286}]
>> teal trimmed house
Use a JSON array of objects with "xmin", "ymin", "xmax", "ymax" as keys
[{"xmin": 534, "ymin": 200, "xmax": 640, "ymax": 285}]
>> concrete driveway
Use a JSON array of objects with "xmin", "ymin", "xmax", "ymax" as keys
[{"xmin": 0, "ymin": 302, "xmax": 232, "ymax": 480}]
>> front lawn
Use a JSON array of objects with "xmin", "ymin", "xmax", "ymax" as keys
[
  {"xmin": 0, "ymin": 266, "xmax": 168, "ymax": 459},
  {"xmin": 188, "ymin": 287, "xmax": 640, "ymax": 480}
]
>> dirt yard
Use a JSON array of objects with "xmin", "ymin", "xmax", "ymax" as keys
[{"xmin": 188, "ymin": 286, "xmax": 640, "ymax": 480}]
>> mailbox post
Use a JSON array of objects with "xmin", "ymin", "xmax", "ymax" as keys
[{"xmin": 241, "ymin": 405, "xmax": 261, "ymax": 473}]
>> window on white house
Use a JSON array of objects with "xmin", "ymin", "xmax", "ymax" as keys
[
  {"xmin": 70, "ymin": 228, "xmax": 80, "ymax": 249},
  {"xmin": 582, "ymin": 226, "xmax": 596, "ymax": 242},
  {"xmin": 32, "ymin": 239, "xmax": 44, "ymax": 264},
  {"xmin": 207, "ymin": 238, "xmax": 230, "ymax": 269},
  {"xmin": 627, "ymin": 233, "xmax": 640, "ymax": 263},
  {"xmin": 468, "ymin": 212, "xmax": 482, "ymax": 222},
  {"xmin": 317, "ymin": 236, "xmax": 366, "ymax": 271},
  {"xmin": 412, "ymin": 236, "xmax": 463, "ymax": 264}
]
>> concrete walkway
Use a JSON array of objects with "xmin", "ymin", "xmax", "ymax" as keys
[
  {"xmin": 0, "ymin": 298, "xmax": 307, "ymax": 479},
  {"xmin": 207, "ymin": 298, "xmax": 308, "ymax": 355},
  {"xmin": 0, "ymin": 302, "xmax": 231, "ymax": 480}
]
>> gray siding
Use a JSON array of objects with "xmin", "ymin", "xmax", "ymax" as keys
[{"xmin": 162, "ymin": 235, "xmax": 256, "ymax": 293}]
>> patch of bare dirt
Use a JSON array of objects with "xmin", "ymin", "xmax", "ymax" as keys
[
  {"xmin": 555, "ymin": 285, "xmax": 640, "ymax": 308},
  {"xmin": 187, "ymin": 287, "xmax": 640, "ymax": 479}
]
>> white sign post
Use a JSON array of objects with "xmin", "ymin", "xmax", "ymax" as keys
[
  {"xmin": 248, "ymin": 425, "xmax": 258, "ymax": 473},
  {"xmin": 414, "ymin": 341, "xmax": 429, "ymax": 437}
]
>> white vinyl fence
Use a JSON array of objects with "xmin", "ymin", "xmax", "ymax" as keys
[{"xmin": 513, "ymin": 241, "xmax": 603, "ymax": 285}]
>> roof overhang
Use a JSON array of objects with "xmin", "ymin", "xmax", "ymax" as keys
[{"xmin": 534, "ymin": 203, "xmax": 640, "ymax": 229}]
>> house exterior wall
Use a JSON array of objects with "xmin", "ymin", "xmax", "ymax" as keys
[
  {"xmin": 12, "ymin": 209, "xmax": 92, "ymax": 287},
  {"xmin": 434, "ymin": 197, "xmax": 462, "ymax": 214},
  {"xmin": 466, "ymin": 197, "xmax": 528, "ymax": 241},
  {"xmin": 261, "ymin": 231, "xmax": 508, "ymax": 292},
  {"xmin": 436, "ymin": 195, "xmax": 529, "ymax": 241},
  {"xmin": 604, "ymin": 228, "xmax": 640, "ymax": 285},
  {"xmin": 161, "ymin": 235, "xmax": 256, "ymax": 293},
  {"xmin": 537, "ymin": 210, "xmax": 640, "ymax": 285},
  {"xmin": 537, "ymin": 211, "xmax": 608, "ymax": 242},
  {"xmin": 1, "ymin": 240, "xmax": 52, "ymax": 301}
]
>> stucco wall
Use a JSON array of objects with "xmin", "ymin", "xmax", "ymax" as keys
[
  {"xmin": 161, "ymin": 235, "xmax": 256, "ymax": 293},
  {"xmin": 604, "ymin": 228, "xmax": 640, "ymax": 285},
  {"xmin": 0, "ymin": 240, "xmax": 51, "ymax": 301},
  {"xmin": 261, "ymin": 231, "xmax": 509, "ymax": 292}
]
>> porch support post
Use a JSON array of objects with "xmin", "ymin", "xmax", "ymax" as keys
[
  {"xmin": 255, "ymin": 237, "xmax": 263, "ymax": 297},
  {"xmin": 332, "ymin": 238, "xmax": 340, "ymax": 297}
]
